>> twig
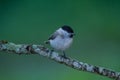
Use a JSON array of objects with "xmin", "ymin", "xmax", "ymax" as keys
[{"xmin": 0, "ymin": 40, "xmax": 120, "ymax": 80}]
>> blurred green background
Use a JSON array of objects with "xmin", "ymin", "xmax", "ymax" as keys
[{"xmin": 0, "ymin": 0, "xmax": 120, "ymax": 80}]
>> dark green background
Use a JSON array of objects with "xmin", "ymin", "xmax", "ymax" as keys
[{"xmin": 0, "ymin": 0, "xmax": 120, "ymax": 80}]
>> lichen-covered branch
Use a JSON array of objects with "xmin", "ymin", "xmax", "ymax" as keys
[{"xmin": 0, "ymin": 40, "xmax": 120, "ymax": 80}]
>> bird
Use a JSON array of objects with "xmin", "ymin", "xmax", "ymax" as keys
[{"xmin": 45, "ymin": 25, "xmax": 75, "ymax": 58}]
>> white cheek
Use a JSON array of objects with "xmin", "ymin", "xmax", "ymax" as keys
[{"xmin": 57, "ymin": 28, "xmax": 68, "ymax": 36}]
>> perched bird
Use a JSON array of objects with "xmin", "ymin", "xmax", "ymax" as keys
[{"xmin": 45, "ymin": 25, "xmax": 75, "ymax": 58}]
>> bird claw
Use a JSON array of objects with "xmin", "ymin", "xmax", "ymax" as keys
[{"xmin": 60, "ymin": 54, "xmax": 68, "ymax": 59}]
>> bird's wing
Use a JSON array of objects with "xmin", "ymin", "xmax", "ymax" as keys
[
  {"xmin": 48, "ymin": 31, "xmax": 59, "ymax": 40},
  {"xmin": 44, "ymin": 31, "xmax": 59, "ymax": 44}
]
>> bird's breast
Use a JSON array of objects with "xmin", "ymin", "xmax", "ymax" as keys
[{"xmin": 49, "ymin": 36, "xmax": 73, "ymax": 51}]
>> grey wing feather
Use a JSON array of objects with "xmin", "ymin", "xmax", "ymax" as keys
[
  {"xmin": 44, "ymin": 31, "xmax": 58, "ymax": 44},
  {"xmin": 48, "ymin": 31, "xmax": 58, "ymax": 40}
]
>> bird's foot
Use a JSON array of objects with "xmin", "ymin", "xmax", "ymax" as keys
[
  {"xmin": 60, "ymin": 52, "xmax": 69, "ymax": 59},
  {"xmin": 60, "ymin": 55, "xmax": 68, "ymax": 59}
]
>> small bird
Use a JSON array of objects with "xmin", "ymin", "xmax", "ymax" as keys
[{"xmin": 45, "ymin": 25, "xmax": 75, "ymax": 58}]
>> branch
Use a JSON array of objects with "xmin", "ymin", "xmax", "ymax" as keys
[{"xmin": 0, "ymin": 40, "xmax": 120, "ymax": 80}]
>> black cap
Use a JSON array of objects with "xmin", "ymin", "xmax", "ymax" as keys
[{"xmin": 61, "ymin": 25, "xmax": 74, "ymax": 33}]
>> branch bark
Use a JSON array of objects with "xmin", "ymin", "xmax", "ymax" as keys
[{"xmin": 0, "ymin": 40, "xmax": 120, "ymax": 80}]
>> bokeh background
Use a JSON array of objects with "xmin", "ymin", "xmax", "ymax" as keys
[{"xmin": 0, "ymin": 0, "xmax": 120, "ymax": 80}]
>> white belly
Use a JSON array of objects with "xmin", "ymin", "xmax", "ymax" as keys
[{"xmin": 49, "ymin": 37, "xmax": 73, "ymax": 51}]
